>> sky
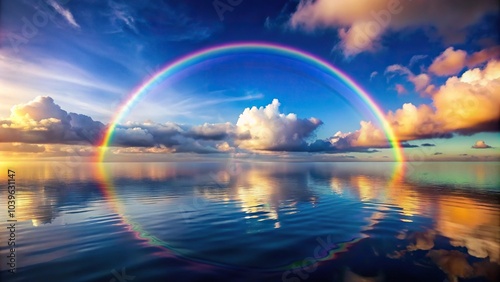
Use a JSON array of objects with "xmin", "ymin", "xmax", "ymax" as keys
[{"xmin": 0, "ymin": 0, "xmax": 499, "ymax": 162}]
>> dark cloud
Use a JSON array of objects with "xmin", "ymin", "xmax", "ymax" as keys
[
  {"xmin": 421, "ymin": 143, "xmax": 436, "ymax": 147},
  {"xmin": 0, "ymin": 96, "xmax": 104, "ymax": 145},
  {"xmin": 401, "ymin": 142, "xmax": 419, "ymax": 148}
]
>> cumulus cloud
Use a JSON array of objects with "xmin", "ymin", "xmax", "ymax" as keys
[
  {"xmin": 2, "ymin": 97, "xmax": 330, "ymax": 154},
  {"xmin": 110, "ymin": 121, "xmax": 237, "ymax": 153},
  {"xmin": 0, "ymin": 96, "xmax": 104, "ymax": 144},
  {"xmin": 432, "ymin": 60, "xmax": 500, "ymax": 134},
  {"xmin": 429, "ymin": 46, "xmax": 500, "ymax": 76},
  {"xmin": 0, "ymin": 96, "xmax": 241, "ymax": 154},
  {"xmin": 235, "ymin": 99, "xmax": 323, "ymax": 151},
  {"xmin": 333, "ymin": 59, "xmax": 500, "ymax": 148},
  {"xmin": 472, "ymin": 140, "xmax": 492, "ymax": 149},
  {"xmin": 429, "ymin": 47, "xmax": 468, "ymax": 76},
  {"xmin": 287, "ymin": 0, "xmax": 497, "ymax": 57}
]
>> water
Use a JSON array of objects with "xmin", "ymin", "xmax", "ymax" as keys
[{"xmin": 0, "ymin": 161, "xmax": 498, "ymax": 281}]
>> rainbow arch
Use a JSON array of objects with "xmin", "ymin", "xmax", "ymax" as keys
[{"xmin": 97, "ymin": 42, "xmax": 404, "ymax": 162}]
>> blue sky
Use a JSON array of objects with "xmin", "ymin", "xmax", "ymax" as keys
[{"xmin": 0, "ymin": 0, "xmax": 499, "ymax": 161}]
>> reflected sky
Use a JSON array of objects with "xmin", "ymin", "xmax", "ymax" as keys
[{"xmin": 0, "ymin": 161, "xmax": 498, "ymax": 281}]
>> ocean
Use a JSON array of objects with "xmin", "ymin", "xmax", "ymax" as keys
[{"xmin": 1, "ymin": 161, "xmax": 498, "ymax": 281}]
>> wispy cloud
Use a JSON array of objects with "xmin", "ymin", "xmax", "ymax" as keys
[
  {"xmin": 107, "ymin": 0, "xmax": 138, "ymax": 33},
  {"xmin": 385, "ymin": 64, "xmax": 430, "ymax": 93},
  {"xmin": 47, "ymin": 0, "xmax": 80, "ymax": 28},
  {"xmin": 0, "ymin": 50, "xmax": 127, "ymax": 120}
]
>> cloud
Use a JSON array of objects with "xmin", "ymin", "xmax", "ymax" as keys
[
  {"xmin": 330, "ymin": 121, "xmax": 390, "ymax": 149},
  {"xmin": 0, "ymin": 96, "xmax": 237, "ymax": 154},
  {"xmin": 472, "ymin": 140, "xmax": 492, "ymax": 149},
  {"xmin": 0, "ymin": 143, "xmax": 45, "ymax": 153},
  {"xmin": 47, "ymin": 0, "xmax": 80, "ymax": 28},
  {"xmin": 370, "ymin": 71, "xmax": 378, "ymax": 80},
  {"xmin": 1, "ymin": 97, "xmax": 329, "ymax": 154},
  {"xmin": 385, "ymin": 64, "xmax": 430, "ymax": 92},
  {"xmin": 0, "ymin": 50, "xmax": 127, "ymax": 121},
  {"xmin": 111, "ymin": 121, "xmax": 236, "ymax": 154},
  {"xmin": 287, "ymin": 0, "xmax": 497, "ymax": 57},
  {"xmin": 235, "ymin": 99, "xmax": 323, "ymax": 151},
  {"xmin": 108, "ymin": 0, "xmax": 138, "ymax": 33},
  {"xmin": 429, "ymin": 46, "xmax": 500, "ymax": 76},
  {"xmin": 421, "ymin": 143, "xmax": 436, "ymax": 147},
  {"xmin": 467, "ymin": 46, "xmax": 500, "ymax": 68},
  {"xmin": 0, "ymin": 96, "xmax": 104, "ymax": 144},
  {"xmin": 432, "ymin": 60, "xmax": 500, "ymax": 134},
  {"xmin": 186, "ymin": 123, "xmax": 235, "ymax": 141},
  {"xmin": 395, "ymin": 84, "xmax": 407, "ymax": 95},
  {"xmin": 400, "ymin": 142, "xmax": 418, "ymax": 148},
  {"xmin": 409, "ymin": 55, "xmax": 428, "ymax": 67},
  {"xmin": 429, "ymin": 47, "xmax": 469, "ymax": 76},
  {"xmin": 332, "ymin": 59, "xmax": 500, "ymax": 148}
]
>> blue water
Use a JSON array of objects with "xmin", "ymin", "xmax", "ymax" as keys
[{"xmin": 0, "ymin": 161, "xmax": 499, "ymax": 281}]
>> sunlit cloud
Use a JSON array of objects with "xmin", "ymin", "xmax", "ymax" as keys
[
  {"xmin": 472, "ymin": 140, "xmax": 492, "ymax": 149},
  {"xmin": 0, "ymin": 96, "xmax": 104, "ymax": 145},
  {"xmin": 0, "ymin": 143, "xmax": 45, "ymax": 153},
  {"xmin": 429, "ymin": 46, "xmax": 500, "ymax": 76},
  {"xmin": 333, "ymin": 59, "xmax": 500, "ymax": 147},
  {"xmin": 287, "ymin": 0, "xmax": 497, "ymax": 57}
]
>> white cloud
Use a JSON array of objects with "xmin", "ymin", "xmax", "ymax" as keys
[
  {"xmin": 47, "ymin": 0, "xmax": 80, "ymax": 28},
  {"xmin": 235, "ymin": 99, "xmax": 323, "ymax": 151}
]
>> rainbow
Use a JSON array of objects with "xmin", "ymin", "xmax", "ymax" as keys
[
  {"xmin": 93, "ymin": 42, "xmax": 405, "ymax": 275},
  {"xmin": 97, "ymin": 42, "xmax": 404, "ymax": 162}
]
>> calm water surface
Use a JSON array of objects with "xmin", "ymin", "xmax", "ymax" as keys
[{"xmin": 0, "ymin": 161, "xmax": 498, "ymax": 282}]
